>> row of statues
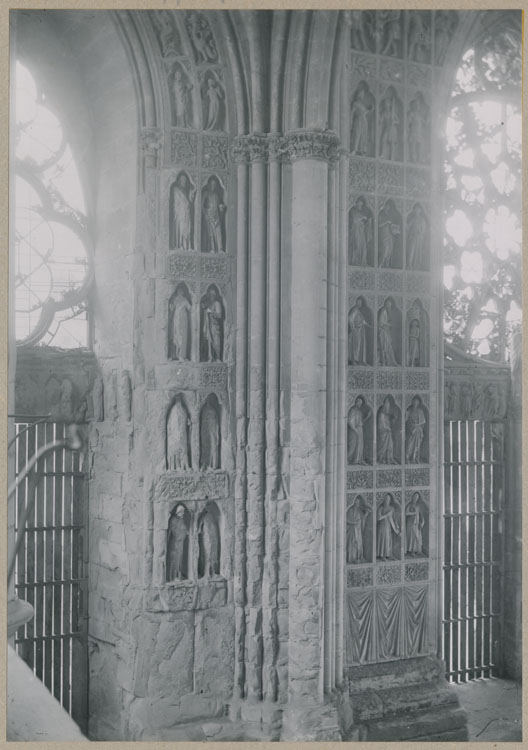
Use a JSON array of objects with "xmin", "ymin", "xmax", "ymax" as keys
[
  {"xmin": 169, "ymin": 283, "xmax": 225, "ymax": 362},
  {"xmin": 348, "ymin": 297, "xmax": 429, "ymax": 367},
  {"xmin": 350, "ymin": 83, "xmax": 429, "ymax": 164},
  {"xmin": 170, "ymin": 172, "xmax": 226, "ymax": 253},
  {"xmin": 166, "ymin": 394, "xmax": 221, "ymax": 471},
  {"xmin": 170, "ymin": 63, "xmax": 226, "ymax": 131},
  {"xmin": 348, "ymin": 197, "xmax": 429, "ymax": 270},
  {"xmin": 346, "ymin": 491, "xmax": 427, "ymax": 563},
  {"xmin": 166, "ymin": 503, "xmax": 221, "ymax": 582},
  {"xmin": 445, "ymin": 380, "xmax": 508, "ymax": 421},
  {"xmin": 350, "ymin": 10, "xmax": 458, "ymax": 65},
  {"xmin": 347, "ymin": 394, "xmax": 428, "ymax": 465},
  {"xmin": 153, "ymin": 11, "xmax": 218, "ymax": 65}
]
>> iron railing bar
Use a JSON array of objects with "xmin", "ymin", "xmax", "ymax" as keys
[
  {"xmin": 15, "ymin": 632, "xmax": 82, "ymax": 644},
  {"xmin": 15, "ymin": 579, "xmax": 86, "ymax": 588}
]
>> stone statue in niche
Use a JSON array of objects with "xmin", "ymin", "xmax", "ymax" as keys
[
  {"xmin": 120, "ymin": 370, "xmax": 132, "ymax": 422},
  {"xmin": 445, "ymin": 382, "xmax": 458, "ymax": 418},
  {"xmin": 169, "ymin": 284, "xmax": 192, "ymax": 361},
  {"xmin": 407, "ymin": 319, "xmax": 421, "ymax": 367},
  {"xmin": 350, "ymin": 10, "xmax": 376, "ymax": 52},
  {"xmin": 434, "ymin": 11, "xmax": 458, "ymax": 66},
  {"xmin": 350, "ymin": 81, "xmax": 375, "ymax": 157},
  {"xmin": 379, "ymin": 10, "xmax": 403, "ymax": 57},
  {"xmin": 200, "ymin": 397, "xmax": 220, "ymax": 470},
  {"xmin": 483, "ymin": 382, "xmax": 501, "ymax": 419},
  {"xmin": 406, "ymin": 203, "xmax": 428, "ymax": 269},
  {"xmin": 407, "ymin": 299, "xmax": 429, "ymax": 367},
  {"xmin": 379, "ymin": 87, "xmax": 403, "ymax": 161},
  {"xmin": 170, "ymin": 172, "xmax": 195, "ymax": 251},
  {"xmin": 202, "ymin": 72, "xmax": 225, "ymax": 131},
  {"xmin": 186, "ymin": 12, "xmax": 218, "ymax": 64},
  {"xmin": 348, "ymin": 296, "xmax": 371, "ymax": 365},
  {"xmin": 200, "ymin": 286, "xmax": 224, "ymax": 362},
  {"xmin": 378, "ymin": 199, "xmax": 402, "ymax": 268},
  {"xmin": 108, "ymin": 372, "xmax": 119, "ymax": 421},
  {"xmin": 377, "ymin": 396, "xmax": 399, "ymax": 464},
  {"xmin": 92, "ymin": 376, "xmax": 104, "ymax": 422},
  {"xmin": 60, "ymin": 378, "xmax": 74, "ymax": 421},
  {"xmin": 201, "ymin": 176, "xmax": 226, "ymax": 253},
  {"xmin": 74, "ymin": 398, "xmax": 88, "ymax": 423},
  {"xmin": 198, "ymin": 506, "xmax": 220, "ymax": 577},
  {"xmin": 166, "ymin": 505, "xmax": 190, "ymax": 581},
  {"xmin": 377, "ymin": 298, "xmax": 399, "ymax": 366},
  {"xmin": 407, "ymin": 12, "xmax": 431, "ymax": 64},
  {"xmin": 152, "ymin": 11, "xmax": 182, "ymax": 57},
  {"xmin": 407, "ymin": 94, "xmax": 429, "ymax": 164},
  {"xmin": 347, "ymin": 397, "xmax": 372, "ymax": 465},
  {"xmin": 460, "ymin": 382, "xmax": 474, "ymax": 419},
  {"xmin": 167, "ymin": 397, "xmax": 192, "ymax": 471},
  {"xmin": 376, "ymin": 493, "xmax": 400, "ymax": 560},
  {"xmin": 348, "ymin": 197, "xmax": 373, "ymax": 266},
  {"xmin": 405, "ymin": 396, "xmax": 427, "ymax": 464},
  {"xmin": 405, "ymin": 492, "xmax": 425, "ymax": 556},
  {"xmin": 171, "ymin": 63, "xmax": 193, "ymax": 128},
  {"xmin": 347, "ymin": 495, "xmax": 371, "ymax": 563},
  {"xmin": 491, "ymin": 422, "xmax": 504, "ymax": 460}
]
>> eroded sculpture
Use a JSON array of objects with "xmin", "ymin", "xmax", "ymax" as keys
[
  {"xmin": 347, "ymin": 397, "xmax": 372, "ymax": 465},
  {"xmin": 171, "ymin": 63, "xmax": 193, "ymax": 128},
  {"xmin": 349, "ymin": 197, "xmax": 373, "ymax": 266},
  {"xmin": 378, "ymin": 298, "xmax": 399, "ymax": 366},
  {"xmin": 377, "ymin": 396, "xmax": 398, "ymax": 464},
  {"xmin": 202, "ymin": 73, "xmax": 225, "ymax": 131},
  {"xmin": 348, "ymin": 296, "xmax": 371, "ymax": 365},
  {"xmin": 170, "ymin": 172, "xmax": 195, "ymax": 251},
  {"xmin": 350, "ymin": 81, "xmax": 375, "ymax": 157},
  {"xmin": 376, "ymin": 493, "xmax": 400, "ymax": 560},
  {"xmin": 405, "ymin": 492, "xmax": 425, "ymax": 556},
  {"xmin": 379, "ymin": 87, "xmax": 402, "ymax": 161},
  {"xmin": 198, "ymin": 505, "xmax": 220, "ymax": 577},
  {"xmin": 166, "ymin": 505, "xmax": 190, "ymax": 581},
  {"xmin": 167, "ymin": 397, "xmax": 192, "ymax": 471},
  {"xmin": 378, "ymin": 199, "xmax": 402, "ymax": 268},
  {"xmin": 200, "ymin": 396, "xmax": 220, "ymax": 470},
  {"xmin": 346, "ymin": 495, "xmax": 371, "ymax": 563},
  {"xmin": 169, "ymin": 284, "xmax": 192, "ymax": 361},
  {"xmin": 201, "ymin": 286, "xmax": 224, "ymax": 362},
  {"xmin": 201, "ymin": 176, "xmax": 226, "ymax": 253},
  {"xmin": 405, "ymin": 396, "xmax": 427, "ymax": 464}
]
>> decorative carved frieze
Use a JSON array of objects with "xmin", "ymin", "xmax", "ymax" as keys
[
  {"xmin": 347, "ymin": 567, "xmax": 374, "ymax": 588},
  {"xmin": 156, "ymin": 471, "xmax": 227, "ymax": 501},
  {"xmin": 140, "ymin": 127, "xmax": 163, "ymax": 157},
  {"xmin": 348, "ymin": 369, "xmax": 375, "ymax": 391},
  {"xmin": 351, "ymin": 53, "xmax": 377, "ymax": 79},
  {"xmin": 376, "ymin": 370, "xmax": 402, "ymax": 390},
  {"xmin": 378, "ymin": 271, "xmax": 403, "ymax": 292},
  {"xmin": 376, "ymin": 565, "xmax": 401, "ymax": 585},
  {"xmin": 170, "ymin": 130, "xmax": 198, "ymax": 166},
  {"xmin": 347, "ymin": 470, "xmax": 374, "ymax": 490},
  {"xmin": 377, "ymin": 162, "xmax": 404, "ymax": 195},
  {"xmin": 348, "ymin": 268, "xmax": 376, "ymax": 290},
  {"xmin": 349, "ymin": 158, "xmax": 376, "ymax": 192},
  {"xmin": 377, "ymin": 469, "xmax": 402, "ymax": 487},
  {"xmin": 230, "ymin": 130, "xmax": 342, "ymax": 165},
  {"xmin": 405, "ymin": 468, "xmax": 429, "ymax": 486},
  {"xmin": 202, "ymin": 134, "xmax": 229, "ymax": 170},
  {"xmin": 405, "ymin": 562, "xmax": 429, "ymax": 581},
  {"xmin": 200, "ymin": 255, "xmax": 229, "ymax": 281},
  {"xmin": 168, "ymin": 254, "xmax": 199, "ymax": 279},
  {"xmin": 406, "ymin": 371, "xmax": 429, "ymax": 391}
]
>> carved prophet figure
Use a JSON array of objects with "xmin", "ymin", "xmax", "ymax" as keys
[
  {"xmin": 201, "ymin": 176, "xmax": 226, "ymax": 253},
  {"xmin": 172, "ymin": 66, "xmax": 193, "ymax": 127},
  {"xmin": 203, "ymin": 77, "xmax": 224, "ymax": 130},
  {"xmin": 167, "ymin": 505, "xmax": 189, "ymax": 581},
  {"xmin": 201, "ymin": 287, "xmax": 224, "ymax": 362},
  {"xmin": 407, "ymin": 95, "xmax": 429, "ymax": 164},
  {"xmin": 379, "ymin": 10, "xmax": 402, "ymax": 56},
  {"xmin": 350, "ymin": 10, "xmax": 376, "ymax": 52},
  {"xmin": 349, "ymin": 198, "xmax": 373, "ymax": 266},
  {"xmin": 405, "ymin": 492, "xmax": 425, "ymax": 556},
  {"xmin": 407, "ymin": 12, "xmax": 430, "ymax": 63},
  {"xmin": 407, "ymin": 203, "xmax": 428, "ymax": 269},
  {"xmin": 350, "ymin": 81, "xmax": 375, "ymax": 157},
  {"xmin": 378, "ymin": 200, "xmax": 401, "ymax": 268},
  {"xmin": 120, "ymin": 370, "xmax": 132, "ymax": 422},
  {"xmin": 348, "ymin": 297, "xmax": 370, "ymax": 365},
  {"xmin": 405, "ymin": 396, "xmax": 426, "ymax": 464},
  {"xmin": 378, "ymin": 299, "xmax": 399, "ymax": 366},
  {"xmin": 348, "ymin": 397, "xmax": 372, "ymax": 465},
  {"xmin": 200, "ymin": 399, "xmax": 220, "ymax": 470},
  {"xmin": 199, "ymin": 508, "xmax": 220, "ymax": 577},
  {"xmin": 377, "ymin": 397, "xmax": 398, "ymax": 464},
  {"xmin": 347, "ymin": 496, "xmax": 371, "ymax": 563},
  {"xmin": 170, "ymin": 173, "xmax": 195, "ymax": 251},
  {"xmin": 167, "ymin": 399, "xmax": 191, "ymax": 471},
  {"xmin": 376, "ymin": 493, "xmax": 400, "ymax": 560},
  {"xmin": 407, "ymin": 319, "xmax": 420, "ymax": 367},
  {"xmin": 169, "ymin": 286, "xmax": 192, "ymax": 361},
  {"xmin": 187, "ymin": 12, "xmax": 218, "ymax": 64},
  {"xmin": 379, "ymin": 88, "xmax": 401, "ymax": 160},
  {"xmin": 153, "ymin": 11, "xmax": 181, "ymax": 57}
]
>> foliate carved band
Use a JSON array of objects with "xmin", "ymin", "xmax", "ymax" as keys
[
  {"xmin": 230, "ymin": 130, "xmax": 342, "ymax": 165},
  {"xmin": 140, "ymin": 127, "xmax": 164, "ymax": 155}
]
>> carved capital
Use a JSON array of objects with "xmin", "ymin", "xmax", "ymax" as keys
[
  {"xmin": 280, "ymin": 129, "xmax": 342, "ymax": 165},
  {"xmin": 230, "ymin": 133, "xmax": 269, "ymax": 163},
  {"xmin": 139, "ymin": 127, "xmax": 163, "ymax": 156}
]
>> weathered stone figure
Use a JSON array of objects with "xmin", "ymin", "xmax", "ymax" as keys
[
  {"xmin": 201, "ymin": 176, "xmax": 225, "ymax": 253},
  {"xmin": 170, "ymin": 172, "xmax": 194, "ymax": 251},
  {"xmin": 460, "ymin": 382, "xmax": 473, "ymax": 418},
  {"xmin": 200, "ymin": 399, "xmax": 220, "ymax": 470},
  {"xmin": 377, "ymin": 397, "xmax": 397, "ymax": 464},
  {"xmin": 350, "ymin": 81, "xmax": 375, "ymax": 157},
  {"xmin": 201, "ymin": 287, "xmax": 224, "ymax": 361},
  {"xmin": 204, "ymin": 77, "xmax": 224, "ymax": 130},
  {"xmin": 379, "ymin": 88, "xmax": 401, "ymax": 160},
  {"xmin": 378, "ymin": 299, "xmax": 399, "ymax": 366},
  {"xmin": 483, "ymin": 382, "xmax": 500, "ymax": 419},
  {"xmin": 167, "ymin": 398, "xmax": 191, "ymax": 471},
  {"xmin": 349, "ymin": 198, "xmax": 373, "ymax": 266},
  {"xmin": 405, "ymin": 396, "xmax": 426, "ymax": 463},
  {"xmin": 380, "ymin": 10, "xmax": 402, "ymax": 56},
  {"xmin": 169, "ymin": 286, "xmax": 192, "ymax": 361},
  {"xmin": 376, "ymin": 493, "xmax": 400, "ymax": 559},
  {"xmin": 405, "ymin": 492, "xmax": 424, "ymax": 556},
  {"xmin": 199, "ymin": 508, "xmax": 220, "ymax": 577},
  {"xmin": 166, "ymin": 505, "xmax": 189, "ymax": 581},
  {"xmin": 60, "ymin": 378, "xmax": 74, "ymax": 421},
  {"xmin": 92, "ymin": 376, "xmax": 104, "ymax": 421},
  {"xmin": 346, "ymin": 495, "xmax": 370, "ymax": 563},
  {"xmin": 378, "ymin": 200, "xmax": 401, "ymax": 268},
  {"xmin": 153, "ymin": 10, "xmax": 181, "ymax": 57},
  {"xmin": 187, "ymin": 12, "xmax": 218, "ymax": 63},
  {"xmin": 407, "ymin": 203, "xmax": 428, "ymax": 268},
  {"xmin": 434, "ymin": 10, "xmax": 457, "ymax": 65},
  {"xmin": 350, "ymin": 10, "xmax": 375, "ymax": 52},
  {"xmin": 445, "ymin": 382, "xmax": 458, "ymax": 418},
  {"xmin": 348, "ymin": 297, "xmax": 369, "ymax": 365},
  {"xmin": 407, "ymin": 12, "xmax": 430, "ymax": 63},
  {"xmin": 407, "ymin": 318, "xmax": 420, "ymax": 367},
  {"xmin": 347, "ymin": 397, "xmax": 371, "ymax": 464},
  {"xmin": 120, "ymin": 370, "xmax": 132, "ymax": 421},
  {"xmin": 407, "ymin": 95, "xmax": 429, "ymax": 164},
  {"xmin": 172, "ymin": 65, "xmax": 193, "ymax": 127}
]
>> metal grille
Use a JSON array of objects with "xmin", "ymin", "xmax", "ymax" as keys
[
  {"xmin": 13, "ymin": 420, "xmax": 88, "ymax": 732},
  {"xmin": 443, "ymin": 419, "xmax": 504, "ymax": 682}
]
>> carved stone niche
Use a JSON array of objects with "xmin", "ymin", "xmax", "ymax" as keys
[
  {"xmin": 406, "ymin": 11, "xmax": 432, "ymax": 64},
  {"xmin": 348, "ymin": 296, "xmax": 374, "ymax": 365},
  {"xmin": 199, "ymin": 393, "xmax": 221, "ymax": 470},
  {"xmin": 404, "ymin": 395, "xmax": 429, "ymax": 464},
  {"xmin": 166, "ymin": 394, "xmax": 192, "ymax": 471},
  {"xmin": 347, "ymin": 395, "xmax": 374, "ymax": 466},
  {"xmin": 377, "ymin": 297, "xmax": 402, "ymax": 366},
  {"xmin": 201, "ymin": 174, "xmax": 226, "ymax": 254},
  {"xmin": 166, "ymin": 503, "xmax": 192, "ymax": 582},
  {"xmin": 346, "ymin": 493, "xmax": 373, "ymax": 564},
  {"xmin": 376, "ymin": 395, "xmax": 402, "ymax": 465},
  {"xmin": 200, "ymin": 284, "xmax": 225, "ymax": 362},
  {"xmin": 404, "ymin": 490, "xmax": 429, "ymax": 559},
  {"xmin": 406, "ymin": 299, "xmax": 429, "ymax": 367},
  {"xmin": 375, "ymin": 491, "xmax": 402, "ymax": 561},
  {"xmin": 348, "ymin": 194, "xmax": 375, "ymax": 268},
  {"xmin": 378, "ymin": 10, "xmax": 404, "ymax": 58},
  {"xmin": 168, "ymin": 282, "xmax": 193, "ymax": 361},
  {"xmin": 169, "ymin": 171, "xmax": 196, "ymax": 252},
  {"xmin": 378, "ymin": 85, "xmax": 404, "ymax": 161},
  {"xmin": 406, "ymin": 202, "xmax": 429, "ymax": 271},
  {"xmin": 377, "ymin": 199, "xmax": 403, "ymax": 269},
  {"xmin": 407, "ymin": 93, "xmax": 430, "ymax": 166},
  {"xmin": 200, "ymin": 69, "xmax": 226, "ymax": 132},
  {"xmin": 350, "ymin": 81, "xmax": 376, "ymax": 158},
  {"xmin": 169, "ymin": 61, "xmax": 195, "ymax": 129},
  {"xmin": 197, "ymin": 501, "xmax": 221, "ymax": 578}
]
